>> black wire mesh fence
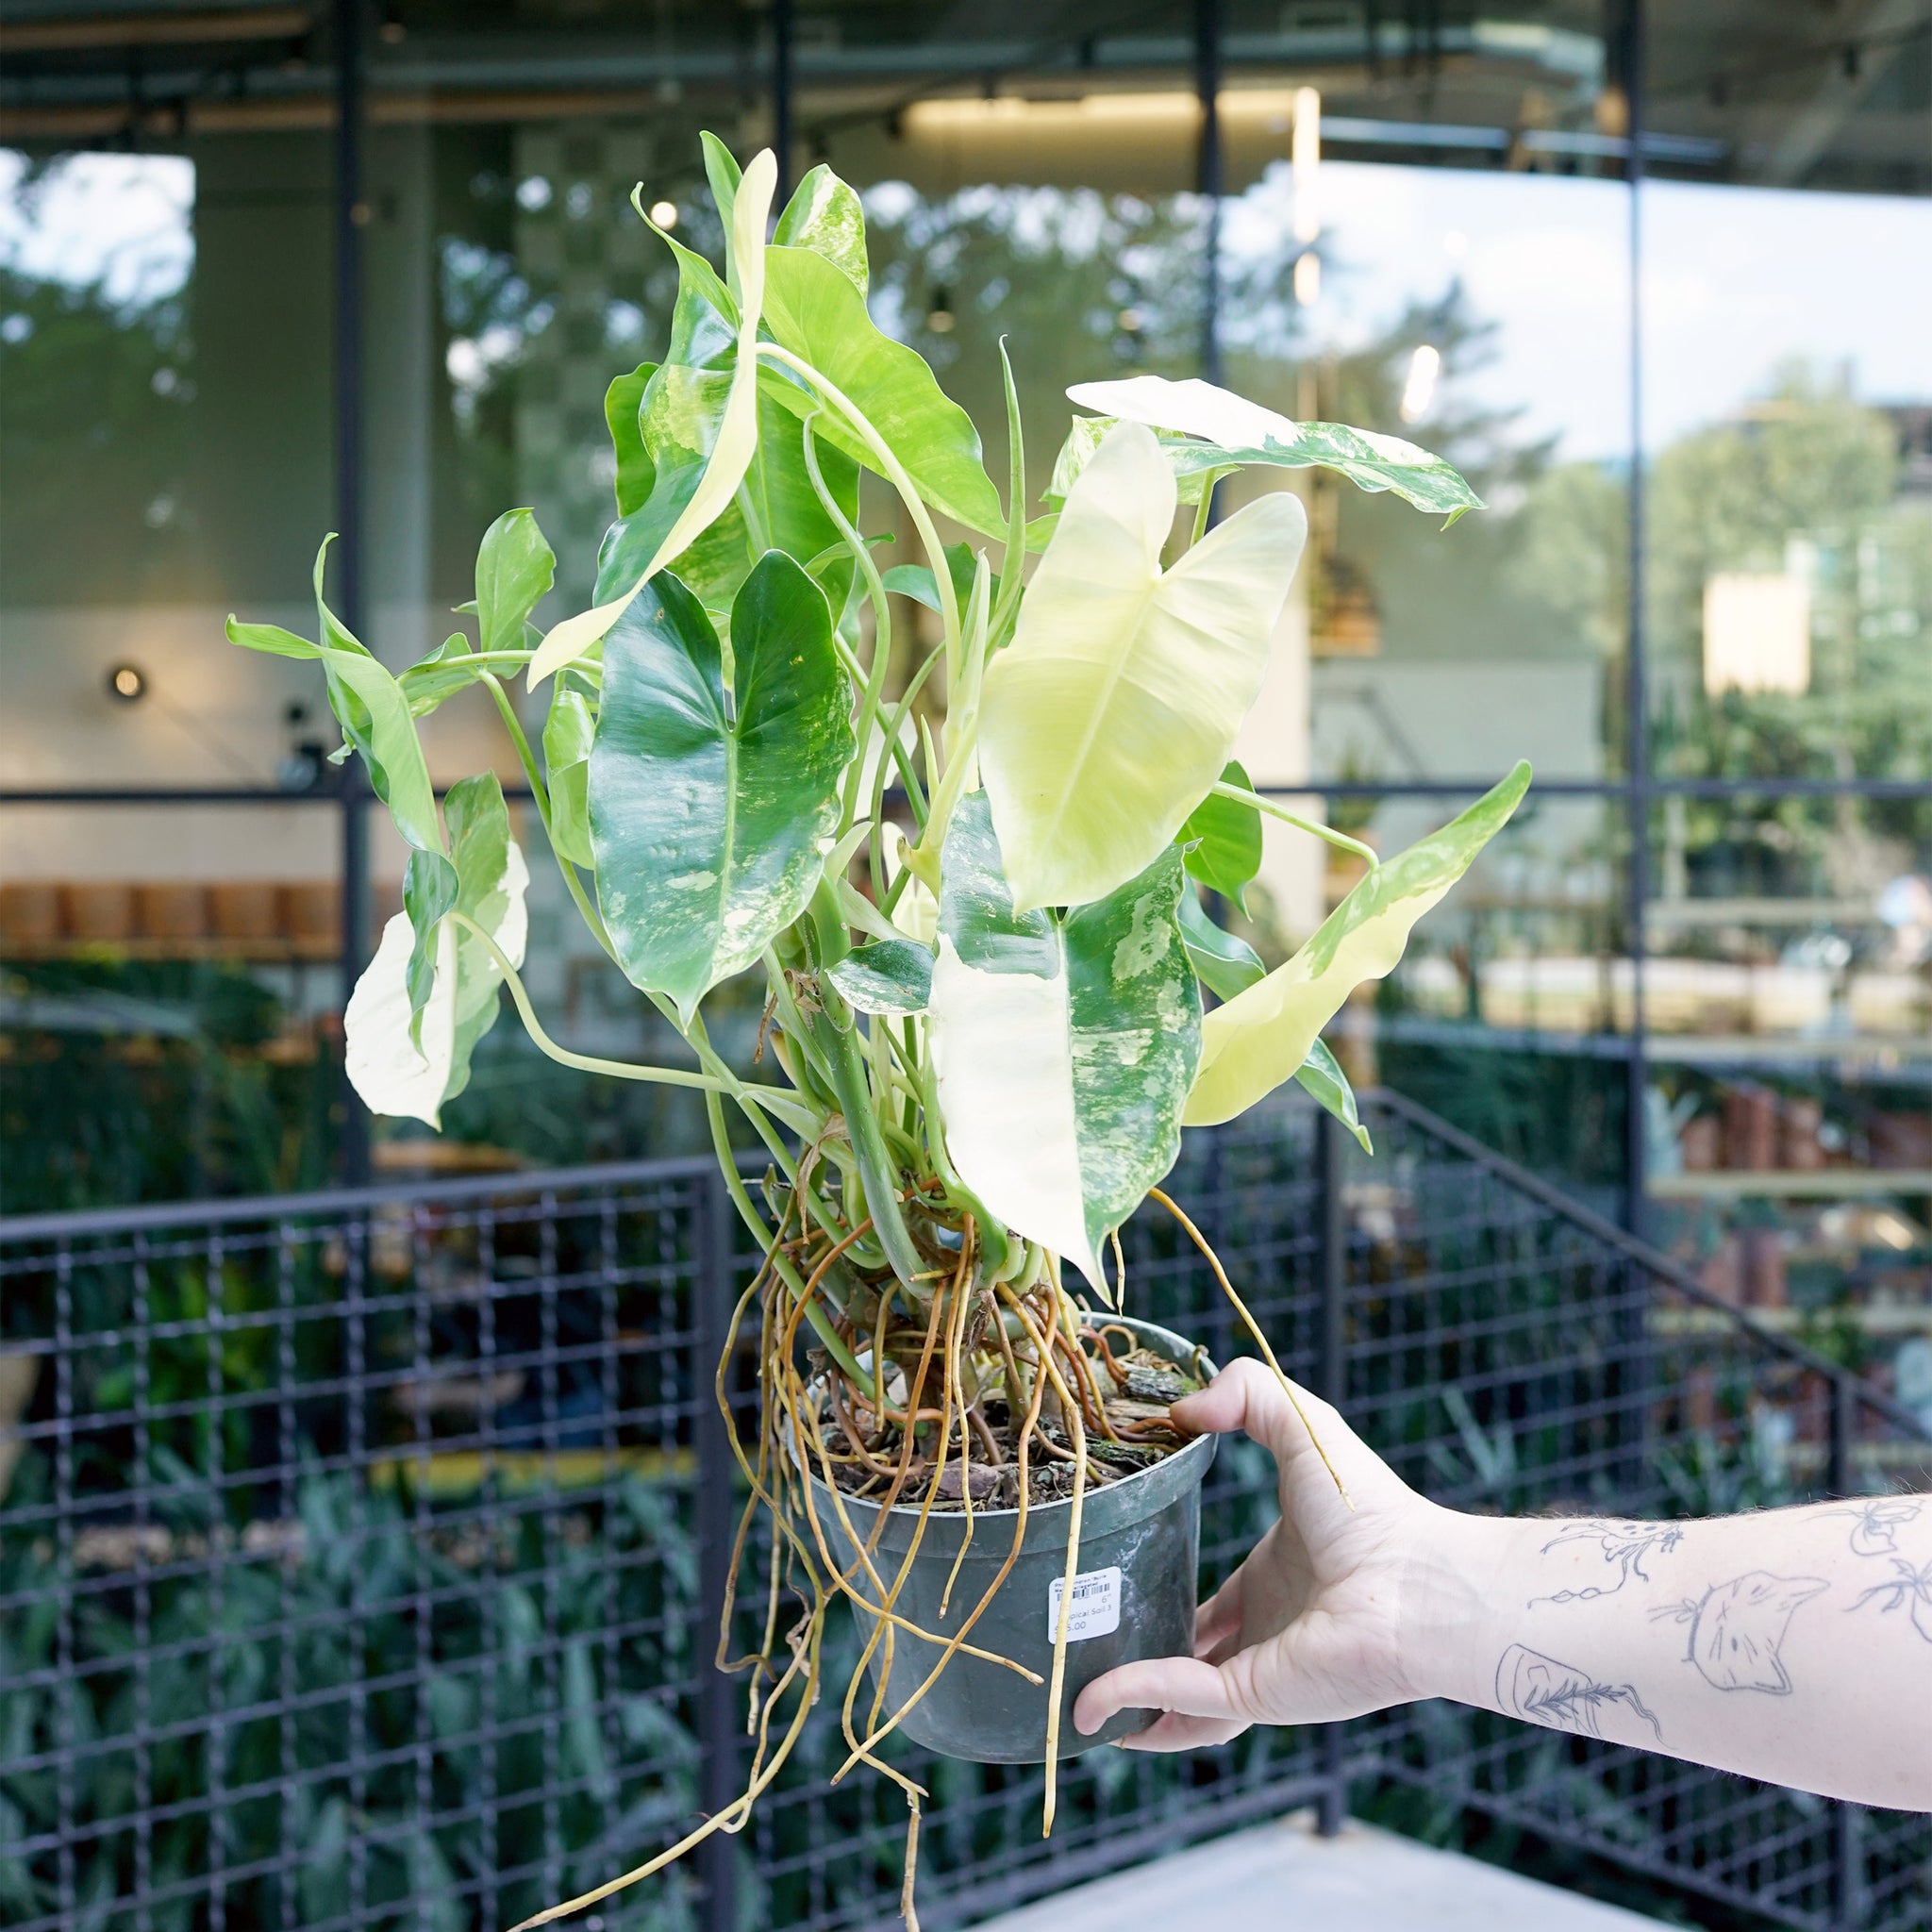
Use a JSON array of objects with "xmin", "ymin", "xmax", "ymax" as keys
[{"xmin": 1, "ymin": 1094, "xmax": 1926, "ymax": 1932}]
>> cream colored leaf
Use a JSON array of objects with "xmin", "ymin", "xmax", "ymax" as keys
[
  {"xmin": 527, "ymin": 150, "xmax": 776, "ymax": 688},
  {"xmin": 345, "ymin": 914, "xmax": 458, "ymax": 1127},
  {"xmin": 928, "ymin": 934, "xmax": 1097, "ymax": 1284},
  {"xmin": 978, "ymin": 420, "xmax": 1307, "ymax": 913},
  {"xmin": 345, "ymin": 837, "xmax": 531, "ymax": 1127},
  {"xmin": 1184, "ymin": 764, "xmax": 1530, "ymax": 1125}
]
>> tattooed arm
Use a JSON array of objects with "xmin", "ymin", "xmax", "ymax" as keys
[{"xmin": 1073, "ymin": 1359, "xmax": 1932, "ymax": 1810}]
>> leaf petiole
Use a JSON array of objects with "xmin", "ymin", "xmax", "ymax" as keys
[{"xmin": 1210, "ymin": 779, "xmax": 1378, "ymax": 868}]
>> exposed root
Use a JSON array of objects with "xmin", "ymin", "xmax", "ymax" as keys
[{"xmin": 1149, "ymin": 1185, "xmax": 1354, "ymax": 1511}]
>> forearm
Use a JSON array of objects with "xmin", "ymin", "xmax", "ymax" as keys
[{"xmin": 1407, "ymin": 1498, "xmax": 1932, "ymax": 1809}]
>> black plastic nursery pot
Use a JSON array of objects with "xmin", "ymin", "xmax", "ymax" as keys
[{"xmin": 810, "ymin": 1314, "xmax": 1218, "ymax": 1763}]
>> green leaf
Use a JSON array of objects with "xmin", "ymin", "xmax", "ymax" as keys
[
  {"xmin": 529, "ymin": 151, "xmax": 775, "ymax": 687},
  {"xmin": 542, "ymin": 679, "xmax": 596, "ymax": 869},
  {"xmin": 604, "ymin": 361, "xmax": 657, "ymax": 517},
  {"xmin": 979, "ymin": 422, "xmax": 1307, "ymax": 913},
  {"xmin": 345, "ymin": 781, "xmax": 528, "ymax": 1128},
  {"xmin": 1177, "ymin": 887, "xmax": 1265, "ymax": 1001},
  {"xmin": 1294, "ymin": 1037, "xmax": 1372, "ymax": 1155},
  {"xmin": 1185, "ymin": 762, "xmax": 1531, "ymax": 1125},
  {"xmin": 700, "ymin": 131, "xmax": 744, "ymax": 283},
  {"xmin": 758, "ymin": 245, "xmax": 1006, "ymax": 538},
  {"xmin": 1067, "ymin": 375, "xmax": 1486, "ymax": 522},
  {"xmin": 773, "ymin": 161, "xmax": 868, "ymax": 294},
  {"xmin": 627, "ymin": 383, "xmax": 861, "ymax": 625},
  {"xmin": 878, "ymin": 543, "xmax": 985, "ymax": 618},
  {"xmin": 825, "ymin": 939, "xmax": 932, "ymax": 1016},
  {"xmin": 927, "ymin": 794, "xmax": 1201, "ymax": 1290},
  {"xmin": 401, "ymin": 846, "xmax": 459, "ymax": 1032},
  {"xmin": 475, "ymin": 508, "xmax": 556, "ymax": 656},
  {"xmin": 400, "ymin": 633, "xmax": 478, "ymax": 718},
  {"xmin": 442, "ymin": 774, "xmax": 525, "ymax": 1099},
  {"xmin": 1179, "ymin": 759, "xmax": 1262, "ymax": 910},
  {"xmin": 589, "ymin": 556, "xmax": 854, "ymax": 1021},
  {"xmin": 225, "ymin": 618, "xmax": 319, "ymax": 658}
]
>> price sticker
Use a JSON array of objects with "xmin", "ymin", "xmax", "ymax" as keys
[{"xmin": 1046, "ymin": 1566, "xmax": 1122, "ymax": 1642}]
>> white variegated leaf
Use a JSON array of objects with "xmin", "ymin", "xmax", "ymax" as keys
[
  {"xmin": 978, "ymin": 420, "xmax": 1307, "ymax": 914},
  {"xmin": 1185, "ymin": 763, "xmax": 1529, "ymax": 1125},
  {"xmin": 344, "ymin": 820, "xmax": 530, "ymax": 1128},
  {"xmin": 928, "ymin": 796, "xmax": 1200, "ymax": 1289}
]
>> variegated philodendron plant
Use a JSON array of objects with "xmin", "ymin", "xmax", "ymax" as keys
[{"xmin": 228, "ymin": 139, "xmax": 1528, "ymax": 1924}]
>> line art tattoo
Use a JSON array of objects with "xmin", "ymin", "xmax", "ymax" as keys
[
  {"xmin": 1495, "ymin": 1644, "xmax": 1662, "ymax": 1740},
  {"xmin": 1848, "ymin": 1557, "xmax": 1932, "ymax": 1644},
  {"xmin": 1652, "ymin": 1571, "xmax": 1827, "ymax": 1694},
  {"xmin": 1823, "ymin": 1498, "xmax": 1924, "ymax": 1557},
  {"xmin": 1530, "ymin": 1520, "xmax": 1684, "ymax": 1607}
]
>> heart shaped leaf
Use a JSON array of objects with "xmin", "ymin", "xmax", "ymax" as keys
[
  {"xmin": 927, "ymin": 795, "xmax": 1201, "ymax": 1290},
  {"xmin": 589, "ymin": 555, "xmax": 854, "ymax": 1020},
  {"xmin": 979, "ymin": 421, "xmax": 1307, "ymax": 913},
  {"xmin": 1185, "ymin": 762, "xmax": 1531, "ymax": 1125}
]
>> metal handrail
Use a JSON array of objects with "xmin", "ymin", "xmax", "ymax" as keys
[
  {"xmin": 1366, "ymin": 1085, "xmax": 1932, "ymax": 1447},
  {"xmin": 6, "ymin": 1092, "xmax": 1924, "ymax": 1448}
]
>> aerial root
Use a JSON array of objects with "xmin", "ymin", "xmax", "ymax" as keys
[{"xmin": 1148, "ymin": 1186, "xmax": 1354, "ymax": 1511}]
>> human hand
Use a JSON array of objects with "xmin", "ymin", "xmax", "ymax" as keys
[{"xmin": 1074, "ymin": 1357, "xmax": 1474, "ymax": 1750}]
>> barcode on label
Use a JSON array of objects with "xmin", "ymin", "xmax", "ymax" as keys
[{"xmin": 1046, "ymin": 1565, "xmax": 1122, "ymax": 1642}]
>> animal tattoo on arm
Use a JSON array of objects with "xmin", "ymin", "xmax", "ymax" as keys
[{"xmin": 1652, "ymin": 1571, "xmax": 1828, "ymax": 1693}]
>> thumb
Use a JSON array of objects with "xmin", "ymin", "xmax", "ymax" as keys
[{"xmin": 1171, "ymin": 1359, "xmax": 1380, "ymax": 1516}]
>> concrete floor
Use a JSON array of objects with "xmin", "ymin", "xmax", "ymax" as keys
[{"xmin": 971, "ymin": 1812, "xmax": 1657, "ymax": 1931}]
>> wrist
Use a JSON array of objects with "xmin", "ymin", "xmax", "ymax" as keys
[{"xmin": 1395, "ymin": 1503, "xmax": 1530, "ymax": 1707}]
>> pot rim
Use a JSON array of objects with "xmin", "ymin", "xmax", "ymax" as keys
[{"xmin": 795, "ymin": 1311, "xmax": 1219, "ymax": 1525}]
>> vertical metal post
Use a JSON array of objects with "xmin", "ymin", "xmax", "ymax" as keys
[
  {"xmin": 333, "ymin": 0, "xmax": 370, "ymax": 1188},
  {"xmin": 772, "ymin": 0, "xmax": 794, "ymax": 205},
  {"xmin": 1828, "ymin": 1374, "xmax": 1856, "ymax": 1498},
  {"xmin": 1194, "ymin": 0, "xmax": 1223, "ymax": 389},
  {"xmin": 1617, "ymin": 0, "xmax": 1649, "ymax": 1243},
  {"xmin": 1835, "ymin": 1801, "xmax": 1868, "ymax": 1932},
  {"xmin": 695, "ymin": 1171, "xmax": 741, "ymax": 1932},
  {"xmin": 1314, "ymin": 1108, "xmax": 1348, "ymax": 1836}
]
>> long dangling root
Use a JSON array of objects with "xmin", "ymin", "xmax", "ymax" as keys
[
  {"xmin": 1002, "ymin": 1284, "xmax": 1089, "ymax": 1837},
  {"xmin": 1148, "ymin": 1186, "xmax": 1354, "ymax": 1511}
]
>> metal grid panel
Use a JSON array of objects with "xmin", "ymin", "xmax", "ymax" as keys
[
  {"xmin": 3, "ymin": 1106, "xmax": 1928, "ymax": 1932},
  {"xmin": 0, "ymin": 1163, "xmax": 721, "ymax": 1932}
]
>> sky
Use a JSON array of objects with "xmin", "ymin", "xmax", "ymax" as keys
[
  {"xmin": 0, "ymin": 150, "xmax": 194, "ymax": 307},
  {"xmin": 5, "ymin": 145, "xmax": 1928, "ymax": 467},
  {"xmin": 1224, "ymin": 158, "xmax": 1932, "ymax": 462}
]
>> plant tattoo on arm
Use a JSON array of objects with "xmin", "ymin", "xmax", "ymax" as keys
[
  {"xmin": 1823, "ymin": 1498, "xmax": 1923, "ymax": 1558},
  {"xmin": 1848, "ymin": 1557, "xmax": 1932, "ymax": 1644},
  {"xmin": 1496, "ymin": 1644, "xmax": 1662, "ymax": 1741},
  {"xmin": 1530, "ymin": 1519, "xmax": 1685, "ymax": 1607},
  {"xmin": 1651, "ymin": 1571, "xmax": 1827, "ymax": 1693}
]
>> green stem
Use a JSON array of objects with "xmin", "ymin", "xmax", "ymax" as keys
[
  {"xmin": 700, "ymin": 1088, "xmax": 874, "ymax": 1398},
  {"xmin": 756, "ymin": 342, "xmax": 963, "ymax": 691},
  {"xmin": 1211, "ymin": 780, "xmax": 1379, "ymax": 868},
  {"xmin": 809, "ymin": 982, "xmax": 926, "ymax": 1295},
  {"xmin": 446, "ymin": 910, "xmax": 773, "ymax": 1103},
  {"xmin": 479, "ymin": 672, "xmax": 623, "ymax": 968},
  {"xmin": 799, "ymin": 416, "xmax": 896, "ymax": 839},
  {"xmin": 1188, "ymin": 469, "xmax": 1231, "ymax": 550}
]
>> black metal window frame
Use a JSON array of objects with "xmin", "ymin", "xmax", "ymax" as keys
[{"xmin": 3, "ymin": 0, "xmax": 1924, "ymax": 1211}]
